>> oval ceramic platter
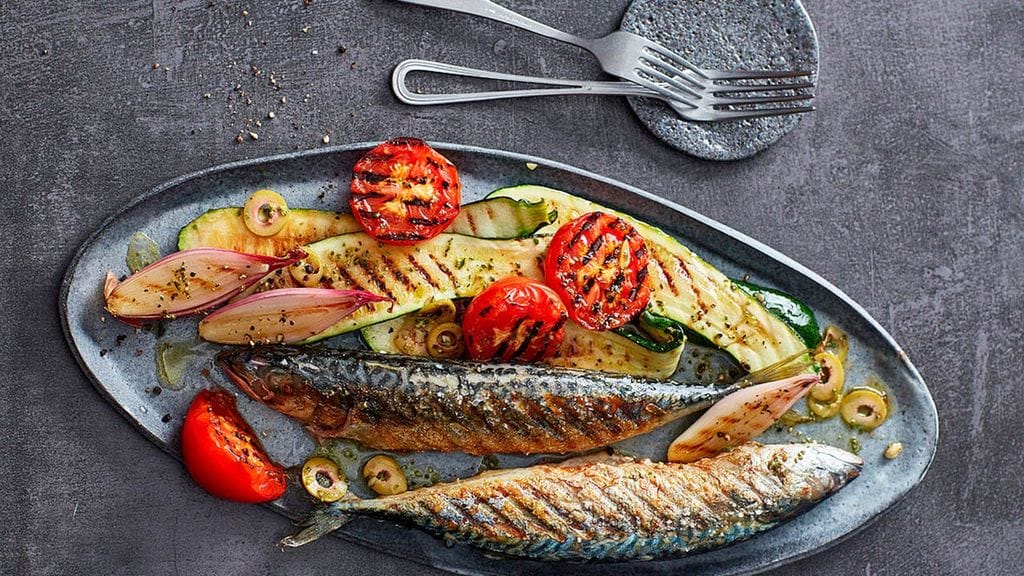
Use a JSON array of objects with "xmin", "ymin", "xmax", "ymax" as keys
[{"xmin": 61, "ymin": 143, "xmax": 937, "ymax": 576}]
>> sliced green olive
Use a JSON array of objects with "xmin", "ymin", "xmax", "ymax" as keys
[
  {"xmin": 363, "ymin": 455, "xmax": 407, "ymax": 496},
  {"xmin": 810, "ymin": 351, "xmax": 845, "ymax": 402},
  {"xmin": 426, "ymin": 322, "xmax": 465, "ymax": 359},
  {"xmin": 807, "ymin": 394, "xmax": 842, "ymax": 419},
  {"xmin": 243, "ymin": 189, "xmax": 290, "ymax": 237},
  {"xmin": 394, "ymin": 300, "xmax": 458, "ymax": 356},
  {"xmin": 818, "ymin": 325, "xmax": 849, "ymax": 364},
  {"xmin": 840, "ymin": 388, "xmax": 889, "ymax": 431},
  {"xmin": 301, "ymin": 456, "xmax": 348, "ymax": 502},
  {"xmin": 289, "ymin": 249, "xmax": 323, "ymax": 287}
]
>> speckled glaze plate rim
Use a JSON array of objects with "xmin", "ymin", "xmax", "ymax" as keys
[{"xmin": 61, "ymin": 142, "xmax": 937, "ymax": 576}]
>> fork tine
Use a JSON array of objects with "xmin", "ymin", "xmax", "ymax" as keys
[
  {"xmin": 710, "ymin": 106, "xmax": 815, "ymax": 120},
  {"xmin": 708, "ymin": 69, "xmax": 814, "ymax": 81},
  {"xmin": 636, "ymin": 61, "xmax": 704, "ymax": 100},
  {"xmin": 713, "ymin": 93, "xmax": 814, "ymax": 107},
  {"xmin": 630, "ymin": 75, "xmax": 700, "ymax": 108},
  {"xmin": 643, "ymin": 44, "xmax": 709, "ymax": 81},
  {"xmin": 712, "ymin": 81, "xmax": 815, "ymax": 94}
]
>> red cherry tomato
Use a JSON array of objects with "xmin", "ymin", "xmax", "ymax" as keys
[
  {"xmin": 462, "ymin": 276, "xmax": 568, "ymax": 363},
  {"xmin": 349, "ymin": 137, "xmax": 461, "ymax": 245},
  {"xmin": 181, "ymin": 388, "xmax": 287, "ymax": 503},
  {"xmin": 544, "ymin": 211, "xmax": 652, "ymax": 331}
]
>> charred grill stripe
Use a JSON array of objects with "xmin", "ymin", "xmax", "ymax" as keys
[
  {"xmin": 355, "ymin": 259, "xmax": 397, "ymax": 301},
  {"xmin": 520, "ymin": 397, "xmax": 567, "ymax": 442},
  {"xmin": 405, "ymin": 254, "xmax": 441, "ymax": 290},
  {"xmin": 465, "ymin": 206, "xmax": 479, "ymax": 235},
  {"xmin": 581, "ymin": 275, "xmax": 596, "ymax": 295},
  {"xmin": 493, "ymin": 489, "xmax": 563, "ymax": 541},
  {"xmin": 579, "ymin": 234, "xmax": 605, "ymax": 266},
  {"xmin": 625, "ymin": 477, "xmax": 681, "ymax": 530},
  {"xmin": 569, "ymin": 212, "xmax": 601, "ymax": 247},
  {"xmin": 606, "ymin": 272, "xmax": 626, "ymax": 299},
  {"xmin": 545, "ymin": 396, "xmax": 589, "ymax": 444},
  {"xmin": 629, "ymin": 267, "xmax": 649, "ymax": 300},
  {"xmin": 503, "ymin": 483, "xmax": 575, "ymax": 538},
  {"xmin": 518, "ymin": 480, "xmax": 581, "ymax": 536},
  {"xmin": 376, "ymin": 231, "xmax": 427, "ymax": 242},
  {"xmin": 357, "ymin": 209, "xmax": 382, "ymax": 219},
  {"xmin": 408, "ymin": 217, "xmax": 442, "ymax": 227},
  {"xmin": 473, "ymin": 498, "xmax": 534, "ymax": 542},
  {"xmin": 352, "ymin": 172, "xmax": 391, "ymax": 185},
  {"xmin": 427, "ymin": 254, "xmax": 459, "ymax": 287},
  {"xmin": 358, "ymin": 151, "xmax": 395, "ymax": 164},
  {"xmin": 675, "ymin": 256, "xmax": 709, "ymax": 313},
  {"xmin": 651, "ymin": 255, "xmax": 679, "ymax": 295},
  {"xmin": 602, "ymin": 243, "xmax": 621, "ymax": 266},
  {"xmin": 509, "ymin": 320, "xmax": 543, "ymax": 361},
  {"xmin": 493, "ymin": 316, "xmax": 527, "ymax": 360},
  {"xmin": 350, "ymin": 191, "xmax": 389, "ymax": 201},
  {"xmin": 333, "ymin": 266, "xmax": 370, "ymax": 293},
  {"xmin": 378, "ymin": 254, "xmax": 414, "ymax": 293},
  {"xmin": 403, "ymin": 197, "xmax": 434, "ymax": 208}
]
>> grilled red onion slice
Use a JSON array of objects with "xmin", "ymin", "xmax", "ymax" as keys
[
  {"xmin": 104, "ymin": 248, "xmax": 303, "ymax": 321},
  {"xmin": 198, "ymin": 288, "xmax": 388, "ymax": 345}
]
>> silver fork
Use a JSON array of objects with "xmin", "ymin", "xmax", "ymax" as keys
[
  {"xmin": 392, "ymin": 60, "xmax": 815, "ymax": 122},
  {"xmin": 395, "ymin": 0, "xmax": 815, "ymax": 120}
]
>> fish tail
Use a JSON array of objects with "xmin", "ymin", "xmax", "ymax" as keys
[
  {"xmin": 738, "ymin": 349, "xmax": 815, "ymax": 387},
  {"xmin": 280, "ymin": 505, "xmax": 352, "ymax": 548}
]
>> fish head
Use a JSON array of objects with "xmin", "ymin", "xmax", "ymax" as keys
[
  {"xmin": 216, "ymin": 347, "xmax": 348, "ymax": 436},
  {"xmin": 759, "ymin": 443, "xmax": 864, "ymax": 500}
]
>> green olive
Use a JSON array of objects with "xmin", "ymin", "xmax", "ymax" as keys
[
  {"xmin": 840, "ymin": 388, "xmax": 889, "ymax": 431},
  {"xmin": 243, "ymin": 189, "xmax": 290, "ymax": 237},
  {"xmin": 301, "ymin": 456, "xmax": 348, "ymax": 502},
  {"xmin": 807, "ymin": 394, "xmax": 842, "ymax": 419},
  {"xmin": 818, "ymin": 325, "xmax": 849, "ymax": 364},
  {"xmin": 426, "ymin": 322, "xmax": 465, "ymax": 359},
  {"xmin": 810, "ymin": 351, "xmax": 845, "ymax": 402},
  {"xmin": 289, "ymin": 250, "xmax": 323, "ymax": 287},
  {"xmin": 363, "ymin": 455, "xmax": 408, "ymax": 496},
  {"xmin": 394, "ymin": 300, "xmax": 458, "ymax": 356}
]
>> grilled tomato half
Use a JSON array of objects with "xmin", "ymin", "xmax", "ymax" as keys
[
  {"xmin": 462, "ymin": 276, "xmax": 568, "ymax": 363},
  {"xmin": 181, "ymin": 388, "xmax": 287, "ymax": 503},
  {"xmin": 544, "ymin": 211, "xmax": 651, "ymax": 331},
  {"xmin": 349, "ymin": 137, "xmax": 461, "ymax": 245}
]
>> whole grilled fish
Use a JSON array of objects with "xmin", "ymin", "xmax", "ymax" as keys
[
  {"xmin": 217, "ymin": 346, "xmax": 816, "ymax": 455},
  {"xmin": 283, "ymin": 443, "xmax": 862, "ymax": 561}
]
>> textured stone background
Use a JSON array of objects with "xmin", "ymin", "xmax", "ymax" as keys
[{"xmin": 1, "ymin": 0, "xmax": 1022, "ymax": 574}]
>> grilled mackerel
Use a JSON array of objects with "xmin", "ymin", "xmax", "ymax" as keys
[
  {"xmin": 283, "ymin": 443, "xmax": 862, "ymax": 560},
  {"xmin": 217, "ymin": 346, "xmax": 815, "ymax": 455}
]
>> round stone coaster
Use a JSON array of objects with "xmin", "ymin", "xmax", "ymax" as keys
[{"xmin": 621, "ymin": 0, "xmax": 818, "ymax": 161}]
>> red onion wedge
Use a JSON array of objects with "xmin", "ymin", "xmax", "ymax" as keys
[
  {"xmin": 198, "ymin": 288, "xmax": 389, "ymax": 345},
  {"xmin": 667, "ymin": 373, "xmax": 819, "ymax": 464},
  {"xmin": 104, "ymin": 248, "xmax": 304, "ymax": 322}
]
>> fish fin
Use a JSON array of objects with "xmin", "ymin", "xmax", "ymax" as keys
[
  {"xmin": 736, "ymin": 349, "xmax": 814, "ymax": 387},
  {"xmin": 280, "ymin": 506, "xmax": 352, "ymax": 548}
]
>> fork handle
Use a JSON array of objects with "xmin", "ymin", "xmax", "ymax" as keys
[
  {"xmin": 393, "ymin": 0, "xmax": 591, "ymax": 48},
  {"xmin": 392, "ymin": 59, "xmax": 657, "ymax": 106}
]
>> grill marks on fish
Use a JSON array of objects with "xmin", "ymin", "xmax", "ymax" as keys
[
  {"xmin": 322, "ymin": 444, "xmax": 861, "ymax": 560},
  {"xmin": 217, "ymin": 347, "xmax": 735, "ymax": 455}
]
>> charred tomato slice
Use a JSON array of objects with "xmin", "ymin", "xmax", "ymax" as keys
[
  {"xmin": 462, "ymin": 276, "xmax": 568, "ymax": 363},
  {"xmin": 181, "ymin": 388, "xmax": 287, "ymax": 503},
  {"xmin": 544, "ymin": 211, "xmax": 651, "ymax": 331},
  {"xmin": 349, "ymin": 137, "xmax": 461, "ymax": 245}
]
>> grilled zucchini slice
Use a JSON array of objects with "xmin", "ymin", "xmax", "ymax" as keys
[{"xmin": 486, "ymin": 185, "xmax": 807, "ymax": 372}]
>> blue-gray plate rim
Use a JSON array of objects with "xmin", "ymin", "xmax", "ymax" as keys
[{"xmin": 61, "ymin": 142, "xmax": 937, "ymax": 576}]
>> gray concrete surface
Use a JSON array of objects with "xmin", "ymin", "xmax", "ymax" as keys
[{"xmin": 1, "ymin": 0, "xmax": 1022, "ymax": 574}]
